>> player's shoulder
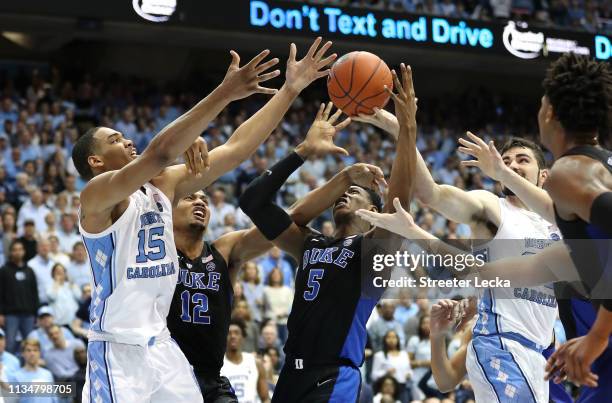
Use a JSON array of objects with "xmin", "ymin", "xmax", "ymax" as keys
[{"xmin": 548, "ymin": 155, "xmax": 598, "ymax": 191}]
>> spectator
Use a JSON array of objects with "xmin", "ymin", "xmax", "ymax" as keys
[
  {"xmin": 6, "ymin": 339, "xmax": 55, "ymax": 403},
  {"xmin": 48, "ymin": 234, "xmax": 70, "ymax": 267},
  {"xmin": 371, "ymin": 330, "xmax": 413, "ymax": 402},
  {"xmin": 1, "ymin": 211, "xmax": 17, "ymax": 258},
  {"xmin": 43, "ymin": 324, "xmax": 85, "ymax": 382},
  {"xmin": 73, "ymin": 345, "xmax": 88, "ymax": 403},
  {"xmin": 0, "ymin": 240, "xmax": 39, "ymax": 353},
  {"xmin": 404, "ymin": 298, "xmax": 431, "ymax": 340},
  {"xmin": 231, "ymin": 299, "xmax": 260, "ymax": 353},
  {"xmin": 40, "ymin": 212, "xmax": 57, "ymax": 240},
  {"xmin": 71, "ymin": 284, "xmax": 91, "ymax": 341},
  {"xmin": 373, "ymin": 375, "xmax": 402, "ymax": 403},
  {"xmin": 407, "ymin": 315, "xmax": 436, "ymax": 401},
  {"xmin": 66, "ymin": 242, "xmax": 90, "ymax": 288},
  {"xmin": 26, "ymin": 306, "xmax": 75, "ymax": 353},
  {"xmin": 241, "ymin": 261, "xmax": 265, "ymax": 324},
  {"xmin": 369, "ymin": 301, "xmax": 406, "ymax": 352},
  {"xmin": 46, "ymin": 263, "xmax": 81, "ymax": 326},
  {"xmin": 259, "ymin": 322, "xmax": 283, "ymax": 356},
  {"xmin": 17, "ymin": 220, "xmax": 38, "ymax": 261},
  {"xmin": 27, "ymin": 238, "xmax": 56, "ymax": 305},
  {"xmin": 207, "ymin": 187, "xmax": 236, "ymax": 239},
  {"xmin": 56, "ymin": 213, "xmax": 80, "ymax": 254},
  {"xmin": 258, "ymin": 247, "xmax": 294, "ymax": 287},
  {"xmin": 0, "ymin": 328, "xmax": 20, "ymax": 376},
  {"xmin": 17, "ymin": 188, "xmax": 51, "ymax": 234},
  {"xmin": 263, "ymin": 268, "xmax": 294, "ymax": 344}
]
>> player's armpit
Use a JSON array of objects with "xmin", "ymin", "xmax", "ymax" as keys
[
  {"xmin": 272, "ymin": 224, "xmax": 316, "ymax": 261},
  {"xmin": 217, "ymin": 229, "xmax": 273, "ymax": 278}
]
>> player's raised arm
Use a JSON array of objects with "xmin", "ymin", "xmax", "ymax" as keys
[
  {"xmin": 354, "ymin": 86, "xmax": 498, "ymax": 228},
  {"xmin": 458, "ymin": 131, "xmax": 555, "ymax": 223},
  {"xmin": 369, "ymin": 64, "xmax": 416, "ymax": 239},
  {"xmin": 77, "ymin": 49, "xmax": 279, "ymax": 219},
  {"xmin": 169, "ymin": 37, "xmax": 337, "ymax": 201},
  {"xmin": 239, "ymin": 102, "xmax": 350, "ymax": 260}
]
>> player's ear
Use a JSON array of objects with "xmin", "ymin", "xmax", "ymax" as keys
[
  {"xmin": 88, "ymin": 155, "xmax": 103, "ymax": 170},
  {"xmin": 538, "ymin": 168, "xmax": 549, "ymax": 186}
]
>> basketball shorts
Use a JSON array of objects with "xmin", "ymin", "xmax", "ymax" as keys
[
  {"xmin": 466, "ymin": 335, "xmax": 548, "ymax": 403},
  {"xmin": 82, "ymin": 336, "xmax": 202, "ymax": 403},
  {"xmin": 272, "ymin": 359, "xmax": 361, "ymax": 403},
  {"xmin": 195, "ymin": 374, "xmax": 238, "ymax": 403}
]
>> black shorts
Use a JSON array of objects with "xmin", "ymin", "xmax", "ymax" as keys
[
  {"xmin": 272, "ymin": 361, "xmax": 361, "ymax": 403},
  {"xmin": 195, "ymin": 374, "xmax": 238, "ymax": 403}
]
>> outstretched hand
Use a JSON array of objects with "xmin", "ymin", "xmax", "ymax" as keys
[
  {"xmin": 344, "ymin": 163, "xmax": 388, "ymax": 191},
  {"xmin": 183, "ymin": 137, "xmax": 210, "ymax": 177},
  {"xmin": 296, "ymin": 102, "xmax": 350, "ymax": 158},
  {"xmin": 458, "ymin": 131, "xmax": 507, "ymax": 181},
  {"xmin": 353, "ymin": 107, "xmax": 400, "ymax": 141},
  {"xmin": 386, "ymin": 64, "xmax": 417, "ymax": 135},
  {"xmin": 220, "ymin": 49, "xmax": 281, "ymax": 101},
  {"xmin": 286, "ymin": 37, "xmax": 337, "ymax": 94},
  {"xmin": 545, "ymin": 333, "xmax": 605, "ymax": 388},
  {"xmin": 356, "ymin": 197, "xmax": 415, "ymax": 237}
]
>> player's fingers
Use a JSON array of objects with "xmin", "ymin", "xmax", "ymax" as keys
[
  {"xmin": 333, "ymin": 146, "xmax": 349, "ymax": 156},
  {"xmin": 392, "ymin": 197, "xmax": 407, "ymax": 215},
  {"xmin": 466, "ymin": 131, "xmax": 488, "ymax": 148},
  {"xmin": 328, "ymin": 108, "xmax": 342, "ymax": 125},
  {"xmin": 584, "ymin": 371, "xmax": 599, "ymax": 388},
  {"xmin": 317, "ymin": 54, "xmax": 338, "ymax": 69},
  {"xmin": 199, "ymin": 140, "xmax": 209, "ymax": 171},
  {"xmin": 229, "ymin": 50, "xmax": 240, "ymax": 69},
  {"xmin": 257, "ymin": 70, "xmax": 281, "ymax": 83},
  {"xmin": 458, "ymin": 137, "xmax": 481, "ymax": 151},
  {"xmin": 385, "ymin": 86, "xmax": 400, "ymax": 104},
  {"xmin": 458, "ymin": 147, "xmax": 479, "ymax": 158},
  {"xmin": 391, "ymin": 70, "xmax": 406, "ymax": 100},
  {"xmin": 245, "ymin": 49, "xmax": 271, "ymax": 69},
  {"xmin": 256, "ymin": 58, "xmax": 280, "ymax": 74},
  {"xmin": 306, "ymin": 37, "xmax": 322, "ymax": 59},
  {"xmin": 322, "ymin": 102, "xmax": 333, "ymax": 121},
  {"xmin": 255, "ymin": 86, "xmax": 278, "ymax": 95},
  {"xmin": 315, "ymin": 103, "xmax": 325, "ymax": 121},
  {"xmin": 184, "ymin": 149, "xmax": 194, "ymax": 174},
  {"xmin": 288, "ymin": 43, "xmax": 297, "ymax": 63},
  {"xmin": 403, "ymin": 64, "xmax": 415, "ymax": 98},
  {"xmin": 334, "ymin": 117, "xmax": 351, "ymax": 132},
  {"xmin": 193, "ymin": 147, "xmax": 203, "ymax": 175},
  {"xmin": 314, "ymin": 40, "xmax": 333, "ymax": 61},
  {"xmin": 355, "ymin": 209, "xmax": 380, "ymax": 224}
]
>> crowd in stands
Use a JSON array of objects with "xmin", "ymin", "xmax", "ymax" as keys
[
  {"xmin": 304, "ymin": 0, "xmax": 612, "ymax": 33},
  {"xmin": 0, "ymin": 65, "xmax": 570, "ymax": 403}
]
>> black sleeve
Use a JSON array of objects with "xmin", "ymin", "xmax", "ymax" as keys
[
  {"xmin": 590, "ymin": 192, "xmax": 612, "ymax": 311},
  {"xmin": 239, "ymin": 152, "xmax": 304, "ymax": 240}
]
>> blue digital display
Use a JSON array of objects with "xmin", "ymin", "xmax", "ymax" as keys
[
  {"xmin": 250, "ymin": 0, "xmax": 494, "ymax": 49},
  {"xmin": 595, "ymin": 35, "xmax": 610, "ymax": 60}
]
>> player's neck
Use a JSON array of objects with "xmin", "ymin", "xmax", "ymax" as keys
[
  {"xmin": 226, "ymin": 350, "xmax": 243, "ymax": 363},
  {"xmin": 553, "ymin": 133, "xmax": 598, "ymax": 159},
  {"xmin": 334, "ymin": 222, "xmax": 367, "ymax": 238},
  {"xmin": 175, "ymin": 230, "xmax": 205, "ymax": 260}
]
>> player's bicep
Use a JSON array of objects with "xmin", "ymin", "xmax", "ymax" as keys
[
  {"xmin": 431, "ymin": 186, "xmax": 494, "ymax": 225},
  {"xmin": 273, "ymin": 224, "xmax": 314, "ymax": 261}
]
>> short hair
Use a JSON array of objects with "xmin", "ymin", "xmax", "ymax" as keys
[
  {"xmin": 542, "ymin": 53, "xmax": 611, "ymax": 142},
  {"xmin": 9, "ymin": 239, "xmax": 24, "ymax": 251},
  {"xmin": 229, "ymin": 318, "xmax": 247, "ymax": 337},
  {"xmin": 21, "ymin": 338, "xmax": 41, "ymax": 352},
  {"xmin": 72, "ymin": 127, "xmax": 101, "ymax": 180},
  {"xmin": 498, "ymin": 137, "xmax": 546, "ymax": 169},
  {"xmin": 355, "ymin": 185, "xmax": 383, "ymax": 212}
]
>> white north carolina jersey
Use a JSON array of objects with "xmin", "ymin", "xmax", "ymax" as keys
[
  {"xmin": 79, "ymin": 182, "xmax": 179, "ymax": 346},
  {"xmin": 221, "ymin": 352, "xmax": 259, "ymax": 403},
  {"xmin": 473, "ymin": 198, "xmax": 561, "ymax": 347}
]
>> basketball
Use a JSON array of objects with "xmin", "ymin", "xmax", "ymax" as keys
[{"xmin": 327, "ymin": 51, "xmax": 393, "ymax": 117}]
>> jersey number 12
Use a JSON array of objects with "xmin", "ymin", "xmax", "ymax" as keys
[{"xmin": 180, "ymin": 290, "xmax": 211, "ymax": 324}]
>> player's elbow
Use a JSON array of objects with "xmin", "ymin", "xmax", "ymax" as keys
[{"xmin": 239, "ymin": 181, "xmax": 262, "ymax": 217}]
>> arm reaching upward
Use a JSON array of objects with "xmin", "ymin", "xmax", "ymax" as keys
[
  {"xmin": 165, "ymin": 38, "xmax": 338, "ymax": 201},
  {"xmin": 458, "ymin": 131, "xmax": 555, "ymax": 223},
  {"xmin": 79, "ymin": 49, "xmax": 279, "ymax": 231}
]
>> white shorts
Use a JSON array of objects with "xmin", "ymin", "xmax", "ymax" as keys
[
  {"xmin": 466, "ymin": 335, "xmax": 548, "ymax": 403},
  {"xmin": 82, "ymin": 337, "xmax": 202, "ymax": 403}
]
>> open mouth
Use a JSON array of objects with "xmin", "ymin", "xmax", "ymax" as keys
[
  {"xmin": 333, "ymin": 197, "xmax": 349, "ymax": 211},
  {"xmin": 192, "ymin": 207, "xmax": 207, "ymax": 221}
]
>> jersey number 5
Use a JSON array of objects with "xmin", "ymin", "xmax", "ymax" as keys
[
  {"xmin": 180, "ymin": 290, "xmax": 211, "ymax": 324},
  {"xmin": 136, "ymin": 226, "xmax": 167, "ymax": 263},
  {"xmin": 303, "ymin": 269, "xmax": 324, "ymax": 301}
]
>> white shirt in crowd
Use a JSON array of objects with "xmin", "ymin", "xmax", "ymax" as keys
[{"xmin": 27, "ymin": 255, "xmax": 55, "ymax": 304}]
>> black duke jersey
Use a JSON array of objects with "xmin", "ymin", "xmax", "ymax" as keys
[
  {"xmin": 168, "ymin": 242, "xmax": 233, "ymax": 377},
  {"xmin": 284, "ymin": 233, "xmax": 380, "ymax": 368}
]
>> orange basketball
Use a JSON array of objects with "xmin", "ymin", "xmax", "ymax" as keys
[{"xmin": 327, "ymin": 51, "xmax": 393, "ymax": 117}]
